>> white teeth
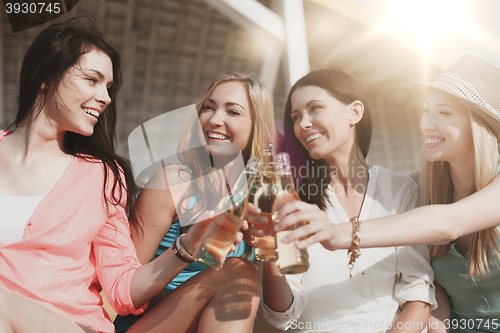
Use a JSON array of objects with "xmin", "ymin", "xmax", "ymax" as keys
[
  {"xmin": 426, "ymin": 138, "xmax": 444, "ymax": 145},
  {"xmin": 207, "ymin": 132, "xmax": 229, "ymax": 140},
  {"xmin": 83, "ymin": 108, "xmax": 100, "ymax": 119},
  {"xmin": 306, "ymin": 133, "xmax": 322, "ymax": 143}
]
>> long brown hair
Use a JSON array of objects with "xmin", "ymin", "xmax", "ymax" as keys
[
  {"xmin": 12, "ymin": 16, "xmax": 137, "ymax": 228},
  {"xmin": 425, "ymin": 111, "xmax": 500, "ymax": 277},
  {"xmin": 281, "ymin": 69, "xmax": 372, "ymax": 210}
]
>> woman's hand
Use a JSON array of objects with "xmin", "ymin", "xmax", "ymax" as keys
[
  {"xmin": 183, "ymin": 210, "xmax": 245, "ymax": 255},
  {"xmin": 272, "ymin": 200, "xmax": 340, "ymax": 251},
  {"xmin": 181, "ymin": 211, "xmax": 215, "ymax": 255},
  {"xmin": 242, "ymin": 203, "xmax": 268, "ymax": 248}
]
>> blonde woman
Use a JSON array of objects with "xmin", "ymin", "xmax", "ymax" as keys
[
  {"xmin": 114, "ymin": 72, "xmax": 276, "ymax": 333},
  {"xmin": 275, "ymin": 56, "xmax": 500, "ymax": 333}
]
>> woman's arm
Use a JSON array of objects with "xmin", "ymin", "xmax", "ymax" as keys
[
  {"xmin": 245, "ymin": 204, "xmax": 304, "ymax": 329},
  {"xmin": 130, "ymin": 166, "xmax": 179, "ymax": 264},
  {"xmin": 245, "ymin": 204, "xmax": 295, "ymax": 311},
  {"xmin": 275, "ymin": 174, "xmax": 500, "ymax": 250},
  {"xmin": 128, "ymin": 165, "xmax": 212, "ymax": 308},
  {"xmin": 388, "ymin": 301, "xmax": 430, "ymax": 333},
  {"xmin": 428, "ymin": 282, "xmax": 451, "ymax": 333}
]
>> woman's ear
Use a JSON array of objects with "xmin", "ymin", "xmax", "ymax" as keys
[{"xmin": 349, "ymin": 101, "xmax": 364, "ymax": 126}]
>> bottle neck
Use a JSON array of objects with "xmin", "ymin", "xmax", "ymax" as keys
[{"xmin": 276, "ymin": 171, "xmax": 296, "ymax": 194}]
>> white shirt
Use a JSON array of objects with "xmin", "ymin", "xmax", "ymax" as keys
[
  {"xmin": 262, "ymin": 166, "xmax": 437, "ymax": 332},
  {"xmin": 0, "ymin": 194, "xmax": 45, "ymax": 244}
]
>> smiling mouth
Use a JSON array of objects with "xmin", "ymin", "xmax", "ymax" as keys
[
  {"xmin": 207, "ymin": 132, "xmax": 230, "ymax": 141},
  {"xmin": 305, "ymin": 133, "xmax": 323, "ymax": 143},
  {"xmin": 83, "ymin": 108, "xmax": 100, "ymax": 119},
  {"xmin": 425, "ymin": 137, "xmax": 444, "ymax": 145}
]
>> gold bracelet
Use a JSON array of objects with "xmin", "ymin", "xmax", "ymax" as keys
[{"xmin": 347, "ymin": 217, "xmax": 361, "ymax": 278}]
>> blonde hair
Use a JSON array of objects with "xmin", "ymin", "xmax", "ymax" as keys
[
  {"xmin": 425, "ymin": 111, "xmax": 500, "ymax": 278},
  {"xmin": 177, "ymin": 72, "xmax": 276, "ymax": 227}
]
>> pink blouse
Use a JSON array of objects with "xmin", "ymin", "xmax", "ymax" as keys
[{"xmin": 0, "ymin": 130, "xmax": 147, "ymax": 333}]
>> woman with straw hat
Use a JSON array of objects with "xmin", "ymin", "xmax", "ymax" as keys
[{"xmin": 273, "ymin": 55, "xmax": 500, "ymax": 332}]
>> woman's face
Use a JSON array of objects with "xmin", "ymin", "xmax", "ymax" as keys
[
  {"xmin": 44, "ymin": 49, "xmax": 113, "ymax": 136},
  {"xmin": 421, "ymin": 89, "xmax": 474, "ymax": 164},
  {"xmin": 291, "ymin": 85, "xmax": 356, "ymax": 161},
  {"xmin": 199, "ymin": 81, "xmax": 253, "ymax": 159}
]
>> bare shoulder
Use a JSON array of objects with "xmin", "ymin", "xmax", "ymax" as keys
[{"xmin": 144, "ymin": 163, "xmax": 191, "ymax": 191}]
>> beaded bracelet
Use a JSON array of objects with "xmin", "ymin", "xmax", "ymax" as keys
[{"xmin": 347, "ymin": 217, "xmax": 361, "ymax": 278}]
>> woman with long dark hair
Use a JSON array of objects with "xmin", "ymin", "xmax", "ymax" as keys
[
  {"xmin": 0, "ymin": 17, "xmax": 260, "ymax": 333},
  {"xmin": 276, "ymin": 57, "xmax": 500, "ymax": 332},
  {"xmin": 251, "ymin": 69, "xmax": 436, "ymax": 332}
]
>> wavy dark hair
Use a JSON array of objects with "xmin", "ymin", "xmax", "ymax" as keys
[
  {"xmin": 280, "ymin": 69, "xmax": 372, "ymax": 210},
  {"xmin": 10, "ymin": 16, "xmax": 137, "ymax": 227}
]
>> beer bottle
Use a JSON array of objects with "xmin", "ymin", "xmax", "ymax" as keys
[
  {"xmin": 195, "ymin": 156, "xmax": 261, "ymax": 270},
  {"xmin": 252, "ymin": 143, "xmax": 278, "ymax": 261},
  {"xmin": 273, "ymin": 152, "xmax": 309, "ymax": 274}
]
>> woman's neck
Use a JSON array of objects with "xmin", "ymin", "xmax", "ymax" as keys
[
  {"xmin": 212, "ymin": 153, "xmax": 245, "ymax": 190},
  {"xmin": 10, "ymin": 116, "xmax": 66, "ymax": 162},
  {"xmin": 449, "ymin": 160, "xmax": 475, "ymax": 202},
  {"xmin": 327, "ymin": 145, "xmax": 369, "ymax": 198}
]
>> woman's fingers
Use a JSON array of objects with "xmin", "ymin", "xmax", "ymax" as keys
[
  {"xmin": 243, "ymin": 203, "xmax": 267, "ymax": 246},
  {"xmin": 247, "ymin": 202, "xmax": 262, "ymax": 215}
]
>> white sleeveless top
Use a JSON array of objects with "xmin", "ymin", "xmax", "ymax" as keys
[{"xmin": 0, "ymin": 194, "xmax": 45, "ymax": 244}]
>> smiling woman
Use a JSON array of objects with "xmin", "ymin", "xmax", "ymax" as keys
[
  {"xmin": 45, "ymin": 49, "xmax": 113, "ymax": 136},
  {"xmin": 112, "ymin": 72, "xmax": 276, "ymax": 333},
  {"xmin": 253, "ymin": 69, "xmax": 436, "ymax": 333},
  {"xmin": 275, "ymin": 56, "xmax": 500, "ymax": 333}
]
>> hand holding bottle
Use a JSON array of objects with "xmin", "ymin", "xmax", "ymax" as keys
[
  {"xmin": 181, "ymin": 210, "xmax": 245, "ymax": 258},
  {"xmin": 272, "ymin": 200, "xmax": 339, "ymax": 251},
  {"xmin": 242, "ymin": 203, "xmax": 268, "ymax": 248}
]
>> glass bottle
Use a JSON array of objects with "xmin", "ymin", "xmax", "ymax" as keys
[
  {"xmin": 272, "ymin": 152, "xmax": 309, "ymax": 274},
  {"xmin": 252, "ymin": 143, "xmax": 278, "ymax": 261},
  {"xmin": 195, "ymin": 156, "xmax": 261, "ymax": 270}
]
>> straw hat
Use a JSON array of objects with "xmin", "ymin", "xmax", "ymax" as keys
[{"xmin": 410, "ymin": 55, "xmax": 500, "ymax": 138}]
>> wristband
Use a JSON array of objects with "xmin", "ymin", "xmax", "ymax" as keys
[{"xmin": 172, "ymin": 233, "xmax": 196, "ymax": 263}]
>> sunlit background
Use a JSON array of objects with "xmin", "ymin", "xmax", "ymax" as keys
[
  {"xmin": 1, "ymin": 0, "xmax": 500, "ymax": 178},
  {"xmin": 1, "ymin": 1, "xmax": 500, "ymax": 331},
  {"xmin": 357, "ymin": 0, "xmax": 500, "ymax": 68}
]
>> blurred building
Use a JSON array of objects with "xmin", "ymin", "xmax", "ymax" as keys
[{"xmin": 0, "ymin": 0, "xmax": 454, "ymax": 176}]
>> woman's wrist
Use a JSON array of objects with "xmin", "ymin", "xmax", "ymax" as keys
[
  {"xmin": 179, "ymin": 234, "xmax": 197, "ymax": 256},
  {"xmin": 172, "ymin": 234, "xmax": 196, "ymax": 263}
]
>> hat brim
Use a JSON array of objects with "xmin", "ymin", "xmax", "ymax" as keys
[{"xmin": 410, "ymin": 81, "xmax": 500, "ymax": 139}]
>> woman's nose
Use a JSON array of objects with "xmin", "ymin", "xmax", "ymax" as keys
[
  {"xmin": 96, "ymin": 87, "xmax": 111, "ymax": 107},
  {"xmin": 208, "ymin": 109, "xmax": 224, "ymax": 127},
  {"xmin": 420, "ymin": 112, "xmax": 436, "ymax": 132},
  {"xmin": 299, "ymin": 113, "xmax": 312, "ymax": 129}
]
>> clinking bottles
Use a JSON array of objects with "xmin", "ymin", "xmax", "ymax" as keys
[
  {"xmin": 272, "ymin": 152, "xmax": 309, "ymax": 274},
  {"xmin": 252, "ymin": 143, "xmax": 278, "ymax": 262},
  {"xmin": 195, "ymin": 156, "xmax": 262, "ymax": 270}
]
